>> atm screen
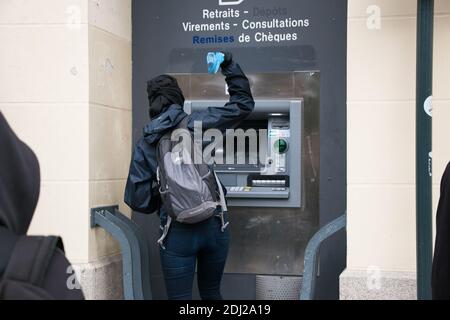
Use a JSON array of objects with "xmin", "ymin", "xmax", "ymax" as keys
[{"xmin": 215, "ymin": 119, "xmax": 267, "ymax": 171}]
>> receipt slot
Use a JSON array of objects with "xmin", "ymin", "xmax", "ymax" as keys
[{"xmin": 184, "ymin": 100, "xmax": 302, "ymax": 208}]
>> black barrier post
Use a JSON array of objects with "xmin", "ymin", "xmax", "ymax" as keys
[{"xmin": 416, "ymin": 0, "xmax": 434, "ymax": 300}]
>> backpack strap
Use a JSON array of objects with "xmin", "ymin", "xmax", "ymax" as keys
[
  {"xmin": 2, "ymin": 236, "xmax": 63, "ymax": 287},
  {"xmin": 176, "ymin": 116, "xmax": 190, "ymax": 130},
  {"xmin": 159, "ymin": 115, "xmax": 190, "ymax": 142},
  {"xmin": 157, "ymin": 216, "xmax": 172, "ymax": 250},
  {"xmin": 213, "ymin": 171, "xmax": 229, "ymax": 232}
]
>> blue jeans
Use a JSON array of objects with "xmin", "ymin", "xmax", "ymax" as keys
[{"xmin": 159, "ymin": 213, "xmax": 230, "ymax": 300}]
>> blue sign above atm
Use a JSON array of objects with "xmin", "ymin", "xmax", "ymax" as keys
[{"xmin": 181, "ymin": 1, "xmax": 311, "ymax": 46}]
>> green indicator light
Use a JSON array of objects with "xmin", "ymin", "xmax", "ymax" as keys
[{"xmin": 274, "ymin": 139, "xmax": 288, "ymax": 154}]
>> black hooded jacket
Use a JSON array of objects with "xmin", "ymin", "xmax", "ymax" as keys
[
  {"xmin": 0, "ymin": 112, "xmax": 40, "ymax": 274},
  {"xmin": 124, "ymin": 61, "xmax": 255, "ymax": 222},
  {"xmin": 432, "ymin": 162, "xmax": 450, "ymax": 299},
  {"xmin": 0, "ymin": 112, "xmax": 84, "ymax": 299}
]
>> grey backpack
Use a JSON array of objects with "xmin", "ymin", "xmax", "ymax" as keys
[{"xmin": 156, "ymin": 117, "xmax": 228, "ymax": 248}]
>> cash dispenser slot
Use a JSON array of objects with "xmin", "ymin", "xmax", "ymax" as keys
[{"xmin": 224, "ymin": 174, "xmax": 290, "ymax": 199}]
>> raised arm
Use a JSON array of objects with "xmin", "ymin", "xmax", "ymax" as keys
[{"xmin": 187, "ymin": 54, "xmax": 255, "ymax": 133}]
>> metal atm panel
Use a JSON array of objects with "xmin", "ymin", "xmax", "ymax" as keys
[{"xmin": 185, "ymin": 100, "xmax": 302, "ymax": 208}]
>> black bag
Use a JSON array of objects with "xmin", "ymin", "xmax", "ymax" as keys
[
  {"xmin": 156, "ymin": 117, "xmax": 225, "ymax": 224},
  {"xmin": 0, "ymin": 236, "xmax": 64, "ymax": 300},
  {"xmin": 156, "ymin": 117, "xmax": 229, "ymax": 248}
]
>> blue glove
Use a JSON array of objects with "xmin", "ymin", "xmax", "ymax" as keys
[{"xmin": 207, "ymin": 52, "xmax": 225, "ymax": 74}]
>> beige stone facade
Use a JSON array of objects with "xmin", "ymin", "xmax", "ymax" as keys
[{"xmin": 0, "ymin": 0, "xmax": 449, "ymax": 300}]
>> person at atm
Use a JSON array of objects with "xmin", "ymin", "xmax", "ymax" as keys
[{"xmin": 124, "ymin": 52, "xmax": 255, "ymax": 300}]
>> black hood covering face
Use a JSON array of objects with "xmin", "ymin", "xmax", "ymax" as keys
[
  {"xmin": 0, "ymin": 112, "xmax": 40, "ymax": 235},
  {"xmin": 432, "ymin": 162, "xmax": 450, "ymax": 299},
  {"xmin": 147, "ymin": 75, "xmax": 185, "ymax": 118}
]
